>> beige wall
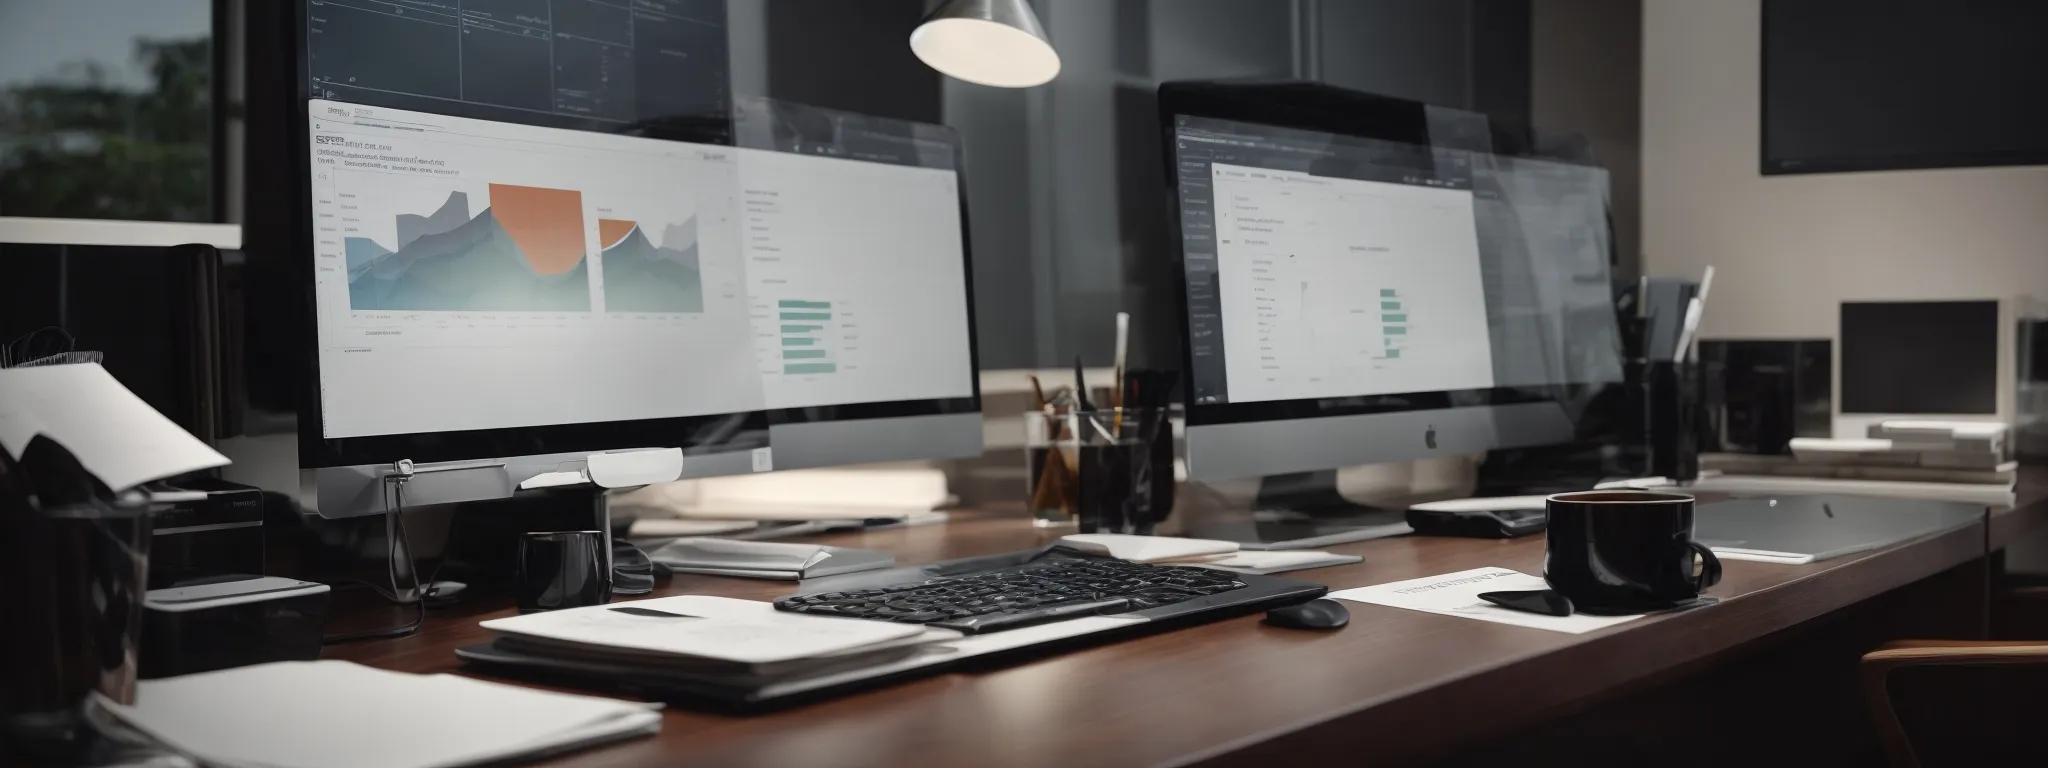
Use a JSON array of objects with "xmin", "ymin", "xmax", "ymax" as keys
[{"xmin": 1642, "ymin": 0, "xmax": 2048, "ymax": 428}]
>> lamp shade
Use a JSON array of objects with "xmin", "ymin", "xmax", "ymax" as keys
[{"xmin": 910, "ymin": 0, "xmax": 1060, "ymax": 88}]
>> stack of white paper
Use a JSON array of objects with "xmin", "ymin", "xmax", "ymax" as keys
[
  {"xmin": 0, "ymin": 363, "xmax": 227, "ymax": 491},
  {"xmin": 1185, "ymin": 550, "xmax": 1363, "ymax": 575},
  {"xmin": 643, "ymin": 538, "xmax": 895, "ymax": 580},
  {"xmin": 1869, "ymin": 420, "xmax": 2008, "ymax": 455},
  {"xmin": 615, "ymin": 467, "xmax": 952, "ymax": 523},
  {"xmin": 98, "ymin": 660, "xmax": 660, "ymax": 768},
  {"xmin": 1057, "ymin": 533, "xmax": 1239, "ymax": 563}
]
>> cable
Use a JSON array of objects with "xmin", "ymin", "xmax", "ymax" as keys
[{"xmin": 322, "ymin": 475, "xmax": 445, "ymax": 644}]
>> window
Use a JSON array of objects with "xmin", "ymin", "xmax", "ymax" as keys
[{"xmin": 0, "ymin": 0, "xmax": 215, "ymax": 222}]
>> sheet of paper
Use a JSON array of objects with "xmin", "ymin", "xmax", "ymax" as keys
[
  {"xmin": 481, "ymin": 595, "xmax": 928, "ymax": 664},
  {"xmin": 1059, "ymin": 533, "xmax": 1240, "ymax": 563},
  {"xmin": 0, "ymin": 363, "xmax": 227, "ymax": 491},
  {"xmin": 1187, "ymin": 550, "xmax": 1363, "ymax": 575},
  {"xmin": 628, "ymin": 518, "xmax": 762, "ymax": 538},
  {"xmin": 101, "ymin": 660, "xmax": 658, "ymax": 768},
  {"xmin": 1408, "ymin": 495, "xmax": 1549, "ymax": 512},
  {"xmin": 646, "ymin": 538, "xmax": 824, "ymax": 571},
  {"xmin": 1326, "ymin": 567, "xmax": 1646, "ymax": 635}
]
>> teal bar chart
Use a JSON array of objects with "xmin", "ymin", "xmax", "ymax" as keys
[
  {"xmin": 1379, "ymin": 289, "xmax": 1407, "ymax": 360},
  {"xmin": 777, "ymin": 299, "xmax": 840, "ymax": 375}
]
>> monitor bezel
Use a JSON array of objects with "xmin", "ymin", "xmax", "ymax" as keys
[
  {"xmin": 1157, "ymin": 79, "xmax": 1618, "ymax": 430},
  {"xmin": 288, "ymin": 1, "xmax": 981, "ymax": 469}
]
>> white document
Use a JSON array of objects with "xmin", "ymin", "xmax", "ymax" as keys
[
  {"xmin": 1185, "ymin": 550, "xmax": 1363, "ymax": 575},
  {"xmin": 643, "ymin": 537, "xmax": 894, "ymax": 578},
  {"xmin": 0, "ymin": 363, "xmax": 228, "ymax": 491},
  {"xmin": 100, "ymin": 660, "xmax": 659, "ymax": 768},
  {"xmin": 481, "ymin": 595, "xmax": 928, "ymax": 665},
  {"xmin": 1407, "ymin": 495, "xmax": 1550, "ymax": 512},
  {"xmin": 627, "ymin": 518, "xmax": 762, "ymax": 538},
  {"xmin": 1326, "ymin": 567, "xmax": 1647, "ymax": 635},
  {"xmin": 1058, "ymin": 533, "xmax": 1239, "ymax": 563}
]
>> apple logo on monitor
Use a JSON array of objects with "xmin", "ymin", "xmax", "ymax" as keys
[{"xmin": 1425, "ymin": 424, "xmax": 1437, "ymax": 450}]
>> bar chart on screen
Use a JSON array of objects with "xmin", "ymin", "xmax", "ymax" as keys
[
  {"xmin": 1210, "ymin": 161, "xmax": 1496, "ymax": 402},
  {"xmin": 737, "ymin": 146, "xmax": 972, "ymax": 410},
  {"xmin": 776, "ymin": 299, "xmax": 841, "ymax": 376}
]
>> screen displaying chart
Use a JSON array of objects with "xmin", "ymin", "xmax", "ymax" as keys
[
  {"xmin": 1209, "ymin": 162, "xmax": 1496, "ymax": 402},
  {"xmin": 308, "ymin": 99, "xmax": 761, "ymax": 439},
  {"xmin": 598, "ymin": 215, "xmax": 704, "ymax": 313},
  {"xmin": 736, "ymin": 147, "xmax": 973, "ymax": 410},
  {"xmin": 305, "ymin": 98, "xmax": 972, "ymax": 441},
  {"xmin": 344, "ymin": 183, "xmax": 592, "ymax": 312}
]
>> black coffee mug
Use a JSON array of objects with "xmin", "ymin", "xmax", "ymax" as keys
[
  {"xmin": 516, "ymin": 531, "xmax": 612, "ymax": 612},
  {"xmin": 1544, "ymin": 491, "xmax": 1722, "ymax": 614}
]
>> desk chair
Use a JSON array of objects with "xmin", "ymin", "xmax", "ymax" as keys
[{"xmin": 1862, "ymin": 639, "xmax": 2048, "ymax": 766}]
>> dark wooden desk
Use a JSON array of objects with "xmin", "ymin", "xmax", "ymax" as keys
[
  {"xmin": 324, "ymin": 479, "xmax": 2048, "ymax": 767},
  {"xmin": 1989, "ymin": 466, "xmax": 2048, "ymax": 552}
]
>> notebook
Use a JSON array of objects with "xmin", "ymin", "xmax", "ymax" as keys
[
  {"xmin": 1057, "ymin": 533, "xmax": 1239, "ymax": 563},
  {"xmin": 1185, "ymin": 550, "xmax": 1363, "ymax": 575},
  {"xmin": 644, "ymin": 538, "xmax": 895, "ymax": 580},
  {"xmin": 96, "ymin": 660, "xmax": 658, "ymax": 768},
  {"xmin": 480, "ymin": 596, "xmax": 933, "ymax": 668}
]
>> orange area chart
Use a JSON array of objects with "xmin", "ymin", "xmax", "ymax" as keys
[
  {"xmin": 488, "ymin": 183, "xmax": 587, "ymax": 275},
  {"xmin": 598, "ymin": 218, "xmax": 639, "ymax": 249}
]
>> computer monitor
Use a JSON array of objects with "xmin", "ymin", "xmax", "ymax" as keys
[
  {"xmin": 289, "ymin": 1, "xmax": 980, "ymax": 518},
  {"xmin": 1160, "ymin": 81, "xmax": 1622, "ymax": 507}
]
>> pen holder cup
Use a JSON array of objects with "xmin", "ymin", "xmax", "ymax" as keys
[
  {"xmin": 1645, "ymin": 360, "xmax": 1701, "ymax": 482},
  {"xmin": 1065, "ymin": 408, "xmax": 1170, "ymax": 535},
  {"xmin": 2, "ymin": 439, "xmax": 154, "ymax": 760},
  {"xmin": 1024, "ymin": 411, "xmax": 1079, "ymax": 528}
]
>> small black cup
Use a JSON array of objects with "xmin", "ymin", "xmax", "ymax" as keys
[
  {"xmin": 1544, "ymin": 491, "xmax": 1722, "ymax": 614},
  {"xmin": 516, "ymin": 531, "xmax": 612, "ymax": 613}
]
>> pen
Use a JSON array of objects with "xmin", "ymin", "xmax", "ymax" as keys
[
  {"xmin": 1672, "ymin": 297, "xmax": 1703, "ymax": 364},
  {"xmin": 1073, "ymin": 355, "xmax": 1093, "ymax": 412},
  {"xmin": 1112, "ymin": 312, "xmax": 1130, "ymax": 436},
  {"xmin": 1686, "ymin": 265, "xmax": 1716, "ymax": 362},
  {"xmin": 1112, "ymin": 312, "xmax": 1129, "ymax": 408}
]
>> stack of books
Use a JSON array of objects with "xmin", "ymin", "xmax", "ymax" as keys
[{"xmin": 1699, "ymin": 420, "xmax": 2016, "ymax": 503}]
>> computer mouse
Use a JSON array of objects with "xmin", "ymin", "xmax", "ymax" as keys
[{"xmin": 1264, "ymin": 598, "xmax": 1350, "ymax": 630}]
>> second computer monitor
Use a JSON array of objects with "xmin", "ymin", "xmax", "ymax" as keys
[
  {"xmin": 1161, "ymin": 81, "xmax": 1623, "ymax": 481},
  {"xmin": 290, "ymin": 0, "xmax": 980, "ymax": 517}
]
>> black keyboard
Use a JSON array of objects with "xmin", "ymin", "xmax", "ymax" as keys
[{"xmin": 774, "ymin": 549, "xmax": 1248, "ymax": 634}]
